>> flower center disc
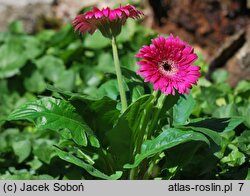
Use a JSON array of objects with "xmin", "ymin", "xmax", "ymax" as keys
[
  {"xmin": 159, "ymin": 60, "xmax": 177, "ymax": 76},
  {"xmin": 162, "ymin": 63, "xmax": 172, "ymax": 71}
]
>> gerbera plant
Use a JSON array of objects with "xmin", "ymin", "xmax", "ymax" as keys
[
  {"xmin": 7, "ymin": 4, "xmax": 237, "ymax": 180},
  {"xmin": 73, "ymin": 5, "xmax": 143, "ymax": 112}
]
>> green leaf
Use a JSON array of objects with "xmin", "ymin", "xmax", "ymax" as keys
[
  {"xmin": 233, "ymin": 130, "xmax": 250, "ymax": 156},
  {"xmin": 124, "ymin": 128, "xmax": 209, "ymax": 168},
  {"xmin": 84, "ymin": 97, "xmax": 119, "ymax": 145},
  {"xmin": 238, "ymin": 105, "xmax": 250, "ymax": 129},
  {"xmin": 8, "ymin": 21, "xmax": 24, "ymax": 34},
  {"xmin": 12, "ymin": 140, "xmax": 31, "ymax": 163},
  {"xmin": 22, "ymin": 35, "xmax": 44, "ymax": 59},
  {"xmin": 123, "ymin": 94, "xmax": 154, "ymax": 132},
  {"xmin": 47, "ymin": 84, "xmax": 101, "ymax": 102},
  {"xmin": 246, "ymin": 169, "xmax": 250, "ymax": 180},
  {"xmin": 35, "ymin": 55, "xmax": 65, "ymax": 82},
  {"xmin": 0, "ymin": 128, "xmax": 19, "ymax": 151},
  {"xmin": 78, "ymin": 63, "xmax": 102, "ymax": 88},
  {"xmin": 220, "ymin": 144, "xmax": 246, "ymax": 167},
  {"xmin": 54, "ymin": 147, "xmax": 122, "ymax": 180},
  {"xmin": 178, "ymin": 146, "xmax": 218, "ymax": 179},
  {"xmin": 121, "ymin": 67, "xmax": 144, "ymax": 83},
  {"xmin": 96, "ymin": 52, "xmax": 114, "ymax": 73},
  {"xmin": 173, "ymin": 93, "xmax": 196, "ymax": 125},
  {"xmin": 8, "ymin": 97, "xmax": 97, "ymax": 147},
  {"xmin": 97, "ymin": 80, "xmax": 120, "ymax": 100},
  {"xmin": 46, "ymin": 84, "xmax": 77, "ymax": 99},
  {"xmin": 117, "ymin": 20, "xmax": 136, "ymax": 43},
  {"xmin": 181, "ymin": 126, "xmax": 222, "ymax": 145},
  {"xmin": 106, "ymin": 94, "xmax": 153, "ymax": 168},
  {"xmin": 24, "ymin": 71, "xmax": 46, "ymax": 93},
  {"xmin": 197, "ymin": 85, "xmax": 227, "ymax": 115},
  {"xmin": 54, "ymin": 69, "xmax": 76, "ymax": 91},
  {"xmin": 36, "ymin": 30, "xmax": 56, "ymax": 42},
  {"xmin": 49, "ymin": 24, "xmax": 76, "ymax": 48},
  {"xmin": 84, "ymin": 31, "xmax": 110, "ymax": 49},
  {"xmin": 131, "ymin": 85, "xmax": 144, "ymax": 102},
  {"xmin": 0, "ymin": 38, "xmax": 28, "ymax": 78},
  {"xmin": 187, "ymin": 117, "xmax": 244, "ymax": 132},
  {"xmin": 223, "ymin": 117, "xmax": 245, "ymax": 132},
  {"xmin": 159, "ymin": 93, "xmax": 180, "ymax": 116},
  {"xmin": 121, "ymin": 67, "xmax": 148, "ymax": 103},
  {"xmin": 58, "ymin": 41, "xmax": 82, "ymax": 63},
  {"xmin": 33, "ymin": 139, "xmax": 56, "ymax": 164},
  {"xmin": 235, "ymin": 80, "xmax": 250, "ymax": 94},
  {"xmin": 213, "ymin": 104, "xmax": 238, "ymax": 118},
  {"xmin": 0, "ymin": 167, "xmax": 55, "ymax": 180},
  {"xmin": 62, "ymin": 93, "xmax": 119, "ymax": 148},
  {"xmin": 211, "ymin": 69, "xmax": 228, "ymax": 84},
  {"xmin": 163, "ymin": 141, "xmax": 204, "ymax": 172},
  {"xmin": 0, "ymin": 32, "xmax": 11, "ymax": 42},
  {"xmin": 0, "ymin": 91, "xmax": 35, "ymax": 127},
  {"xmin": 106, "ymin": 117, "xmax": 133, "ymax": 168},
  {"xmin": 27, "ymin": 158, "xmax": 43, "ymax": 171},
  {"xmin": 121, "ymin": 53, "xmax": 138, "ymax": 71}
]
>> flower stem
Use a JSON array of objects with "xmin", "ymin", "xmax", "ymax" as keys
[{"xmin": 111, "ymin": 36, "xmax": 128, "ymax": 112}]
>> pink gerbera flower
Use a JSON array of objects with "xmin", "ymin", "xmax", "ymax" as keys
[
  {"xmin": 73, "ymin": 5, "xmax": 143, "ymax": 38},
  {"xmin": 136, "ymin": 34, "xmax": 200, "ymax": 95}
]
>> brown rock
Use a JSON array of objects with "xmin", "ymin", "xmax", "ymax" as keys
[
  {"xmin": 226, "ymin": 25, "xmax": 250, "ymax": 86},
  {"xmin": 0, "ymin": 3, "xmax": 52, "ymax": 33}
]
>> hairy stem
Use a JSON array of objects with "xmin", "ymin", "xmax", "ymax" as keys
[{"xmin": 111, "ymin": 36, "xmax": 128, "ymax": 112}]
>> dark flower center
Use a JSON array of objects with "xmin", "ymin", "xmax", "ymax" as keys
[
  {"xmin": 162, "ymin": 63, "xmax": 172, "ymax": 71},
  {"xmin": 159, "ymin": 60, "xmax": 177, "ymax": 76}
]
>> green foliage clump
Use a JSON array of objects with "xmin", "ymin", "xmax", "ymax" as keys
[{"xmin": 0, "ymin": 20, "xmax": 249, "ymax": 180}]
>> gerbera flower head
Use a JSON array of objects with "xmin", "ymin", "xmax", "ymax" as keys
[
  {"xmin": 136, "ymin": 34, "xmax": 200, "ymax": 95},
  {"xmin": 73, "ymin": 5, "xmax": 143, "ymax": 39}
]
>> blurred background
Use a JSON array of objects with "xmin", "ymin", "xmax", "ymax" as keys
[{"xmin": 0, "ymin": 0, "xmax": 249, "ymax": 86}]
